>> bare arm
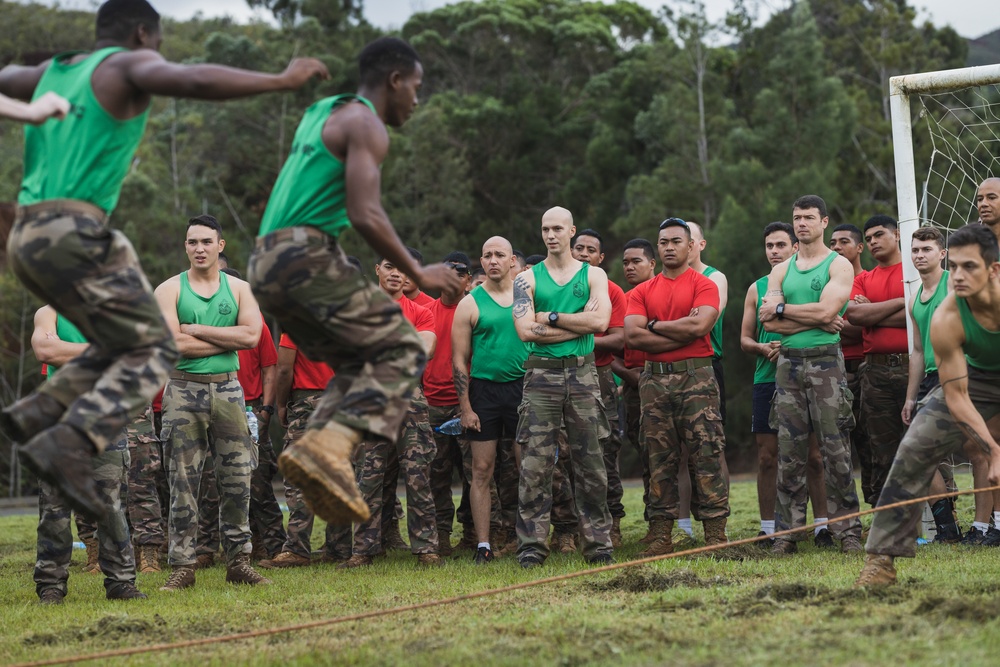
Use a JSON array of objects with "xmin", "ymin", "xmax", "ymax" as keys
[
  {"xmin": 451, "ymin": 296, "xmax": 479, "ymax": 431},
  {"xmin": 0, "ymin": 91, "xmax": 69, "ymax": 124},
  {"xmin": 0, "ymin": 62, "xmax": 47, "ymax": 100},
  {"xmin": 154, "ymin": 279, "xmax": 228, "ymax": 359},
  {"xmin": 610, "ymin": 356, "xmax": 640, "ymax": 388},
  {"xmin": 594, "ymin": 328, "xmax": 624, "ymax": 354},
  {"xmin": 274, "ymin": 347, "xmax": 296, "ymax": 428},
  {"xmin": 536, "ymin": 269, "xmax": 612, "ymax": 335},
  {"xmin": 650, "ymin": 306, "xmax": 718, "ymax": 344},
  {"xmin": 902, "ymin": 298, "xmax": 925, "ymax": 425},
  {"xmin": 419, "ymin": 331, "xmax": 437, "ymax": 358},
  {"xmin": 30, "ymin": 306, "xmax": 87, "ymax": 367},
  {"xmin": 625, "ymin": 313, "xmax": 715, "ymax": 354},
  {"xmin": 179, "ymin": 280, "xmax": 262, "ymax": 351},
  {"xmin": 740, "ymin": 284, "xmax": 778, "ymax": 360},
  {"xmin": 512, "ymin": 272, "xmax": 578, "ymax": 344},
  {"xmin": 761, "ymin": 255, "xmax": 853, "ymax": 326},
  {"xmin": 845, "ymin": 297, "xmax": 906, "ymax": 327}
]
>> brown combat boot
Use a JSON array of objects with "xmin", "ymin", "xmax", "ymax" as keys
[
  {"xmin": 770, "ymin": 539, "xmax": 798, "ymax": 555},
  {"xmin": 82, "ymin": 538, "xmax": 101, "ymax": 574},
  {"xmin": 841, "ymin": 535, "xmax": 863, "ymax": 553},
  {"xmin": 640, "ymin": 519, "xmax": 674, "ymax": 557},
  {"xmin": 278, "ymin": 423, "xmax": 369, "ymax": 526},
  {"xmin": 417, "ymin": 553, "xmax": 444, "ymax": 567},
  {"xmin": 337, "ymin": 554, "xmax": 373, "ymax": 569},
  {"xmin": 610, "ymin": 517, "xmax": 623, "ymax": 549},
  {"xmin": 259, "ymin": 551, "xmax": 311, "ymax": 569},
  {"xmin": 160, "ymin": 566, "xmax": 196, "ymax": 592},
  {"xmin": 138, "ymin": 545, "xmax": 161, "ymax": 573},
  {"xmin": 383, "ymin": 521, "xmax": 409, "ymax": 551},
  {"xmin": 550, "ymin": 532, "xmax": 578, "ymax": 554},
  {"xmin": 19, "ymin": 424, "xmax": 107, "ymax": 519},
  {"xmin": 638, "ymin": 523, "xmax": 657, "ymax": 545},
  {"xmin": 703, "ymin": 518, "xmax": 728, "ymax": 546},
  {"xmin": 855, "ymin": 554, "xmax": 897, "ymax": 587},
  {"xmin": 496, "ymin": 527, "xmax": 518, "ymax": 556},
  {"xmin": 456, "ymin": 527, "xmax": 478, "ymax": 551},
  {"xmin": 226, "ymin": 554, "xmax": 272, "ymax": 586},
  {"xmin": 437, "ymin": 530, "xmax": 453, "ymax": 557},
  {"xmin": 194, "ymin": 552, "xmax": 216, "ymax": 569}
]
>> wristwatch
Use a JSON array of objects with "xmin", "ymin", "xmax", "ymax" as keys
[
  {"xmin": 548, "ymin": 312, "xmax": 560, "ymax": 326},
  {"xmin": 776, "ymin": 303, "xmax": 785, "ymax": 320},
  {"xmin": 259, "ymin": 404, "xmax": 275, "ymax": 415},
  {"xmin": 647, "ymin": 319, "xmax": 658, "ymax": 332}
]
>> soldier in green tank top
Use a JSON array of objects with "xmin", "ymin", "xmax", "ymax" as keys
[
  {"xmin": 0, "ymin": 0, "xmax": 329, "ymax": 523},
  {"xmin": 247, "ymin": 37, "xmax": 464, "ymax": 532},
  {"xmin": 758, "ymin": 195, "xmax": 861, "ymax": 553},
  {"xmin": 510, "ymin": 206, "xmax": 614, "ymax": 566},
  {"xmin": 154, "ymin": 215, "xmax": 271, "ymax": 589}
]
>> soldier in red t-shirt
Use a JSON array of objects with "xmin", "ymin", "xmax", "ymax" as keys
[
  {"xmin": 624, "ymin": 218, "xmax": 729, "ymax": 556},
  {"xmin": 845, "ymin": 215, "xmax": 908, "ymax": 507}
]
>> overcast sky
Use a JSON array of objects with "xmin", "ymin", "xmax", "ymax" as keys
[{"xmin": 24, "ymin": 0, "xmax": 998, "ymax": 39}]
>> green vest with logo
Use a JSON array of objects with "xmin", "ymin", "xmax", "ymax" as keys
[
  {"xmin": 175, "ymin": 271, "xmax": 240, "ymax": 374},
  {"xmin": 43, "ymin": 314, "xmax": 88, "ymax": 376},
  {"xmin": 780, "ymin": 252, "xmax": 844, "ymax": 349},
  {"xmin": 471, "ymin": 286, "xmax": 529, "ymax": 382},
  {"xmin": 531, "ymin": 262, "xmax": 593, "ymax": 359}
]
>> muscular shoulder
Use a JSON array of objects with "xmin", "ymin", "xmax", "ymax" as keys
[
  {"xmin": 154, "ymin": 273, "xmax": 183, "ymax": 294},
  {"xmin": 325, "ymin": 101, "xmax": 388, "ymax": 160}
]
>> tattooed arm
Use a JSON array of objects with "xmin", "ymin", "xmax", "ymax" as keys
[
  {"xmin": 512, "ymin": 271, "xmax": 577, "ymax": 344},
  {"xmin": 451, "ymin": 295, "xmax": 480, "ymax": 432}
]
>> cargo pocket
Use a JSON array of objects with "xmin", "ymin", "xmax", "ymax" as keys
[{"xmin": 836, "ymin": 384, "xmax": 856, "ymax": 432}]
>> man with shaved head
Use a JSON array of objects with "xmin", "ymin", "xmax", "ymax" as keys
[
  {"xmin": 978, "ymin": 177, "xmax": 1000, "ymax": 234},
  {"xmin": 452, "ymin": 236, "xmax": 530, "ymax": 563},
  {"xmin": 511, "ymin": 207, "xmax": 614, "ymax": 568}
]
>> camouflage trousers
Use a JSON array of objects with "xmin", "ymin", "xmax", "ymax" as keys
[
  {"xmin": 353, "ymin": 388, "xmax": 438, "ymax": 556},
  {"xmin": 6, "ymin": 203, "xmax": 177, "ymax": 451},
  {"xmin": 161, "ymin": 376, "xmax": 253, "ymax": 566},
  {"xmin": 859, "ymin": 359, "xmax": 908, "ymax": 507},
  {"xmin": 247, "ymin": 397, "xmax": 286, "ymax": 558},
  {"xmin": 844, "ymin": 359, "xmax": 872, "ymax": 505},
  {"xmin": 772, "ymin": 347, "xmax": 861, "ymax": 540},
  {"xmin": 126, "ymin": 405, "xmax": 167, "ymax": 547},
  {"xmin": 597, "ymin": 364, "xmax": 625, "ymax": 519},
  {"xmin": 516, "ymin": 360, "xmax": 612, "ymax": 561},
  {"xmin": 639, "ymin": 362, "xmax": 729, "ymax": 521},
  {"xmin": 428, "ymin": 403, "xmax": 476, "ymax": 536},
  {"xmin": 248, "ymin": 227, "xmax": 425, "ymax": 444},
  {"xmin": 550, "ymin": 438, "xmax": 580, "ymax": 534},
  {"xmin": 35, "ymin": 433, "xmax": 134, "ymax": 596},
  {"xmin": 495, "ymin": 438, "xmax": 520, "ymax": 529},
  {"xmin": 622, "ymin": 381, "xmax": 651, "ymax": 522},
  {"xmin": 282, "ymin": 390, "xmax": 323, "ymax": 558},
  {"xmin": 867, "ymin": 369, "xmax": 1000, "ymax": 557}
]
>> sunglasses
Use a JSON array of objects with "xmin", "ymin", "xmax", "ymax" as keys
[
  {"xmin": 445, "ymin": 262, "xmax": 469, "ymax": 276},
  {"xmin": 659, "ymin": 217, "xmax": 689, "ymax": 230}
]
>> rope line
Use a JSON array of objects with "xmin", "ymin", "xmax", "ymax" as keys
[{"xmin": 11, "ymin": 483, "xmax": 1000, "ymax": 667}]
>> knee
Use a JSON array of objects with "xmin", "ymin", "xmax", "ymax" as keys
[{"xmin": 757, "ymin": 446, "xmax": 777, "ymax": 472}]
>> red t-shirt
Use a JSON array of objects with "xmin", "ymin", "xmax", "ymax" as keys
[
  {"xmin": 408, "ymin": 291, "xmax": 437, "ymax": 309},
  {"xmin": 595, "ymin": 280, "xmax": 626, "ymax": 367},
  {"xmin": 623, "ymin": 286, "xmax": 646, "ymax": 369},
  {"xmin": 279, "ymin": 333, "xmax": 334, "ymax": 391},
  {"xmin": 237, "ymin": 316, "xmax": 278, "ymax": 402},
  {"xmin": 422, "ymin": 299, "xmax": 460, "ymax": 406},
  {"xmin": 625, "ymin": 269, "xmax": 719, "ymax": 363},
  {"xmin": 152, "ymin": 386, "xmax": 164, "ymax": 413},
  {"xmin": 399, "ymin": 296, "xmax": 435, "ymax": 334},
  {"xmin": 852, "ymin": 262, "xmax": 908, "ymax": 354}
]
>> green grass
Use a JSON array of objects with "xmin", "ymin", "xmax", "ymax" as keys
[{"xmin": 2, "ymin": 477, "xmax": 1000, "ymax": 666}]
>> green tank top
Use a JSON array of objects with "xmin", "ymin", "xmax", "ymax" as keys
[
  {"xmin": 702, "ymin": 265, "xmax": 724, "ymax": 359},
  {"xmin": 470, "ymin": 286, "xmax": 529, "ymax": 382},
  {"xmin": 259, "ymin": 94, "xmax": 377, "ymax": 239},
  {"xmin": 20, "ymin": 48, "xmax": 149, "ymax": 214},
  {"xmin": 754, "ymin": 276, "xmax": 782, "ymax": 384},
  {"xmin": 957, "ymin": 295, "xmax": 1000, "ymax": 372},
  {"xmin": 780, "ymin": 251, "xmax": 843, "ymax": 349},
  {"xmin": 175, "ymin": 272, "xmax": 240, "ymax": 374},
  {"xmin": 43, "ymin": 314, "xmax": 88, "ymax": 376},
  {"xmin": 531, "ymin": 262, "xmax": 593, "ymax": 358},
  {"xmin": 913, "ymin": 271, "xmax": 949, "ymax": 374}
]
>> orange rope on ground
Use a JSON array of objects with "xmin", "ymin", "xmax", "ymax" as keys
[{"xmin": 12, "ymin": 484, "xmax": 1000, "ymax": 667}]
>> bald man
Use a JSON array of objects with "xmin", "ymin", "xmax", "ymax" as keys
[
  {"xmin": 452, "ymin": 236, "xmax": 530, "ymax": 563},
  {"xmin": 511, "ymin": 207, "xmax": 614, "ymax": 568},
  {"xmin": 978, "ymin": 177, "xmax": 1000, "ymax": 234}
]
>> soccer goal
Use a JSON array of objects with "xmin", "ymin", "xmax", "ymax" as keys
[{"xmin": 890, "ymin": 63, "xmax": 1000, "ymax": 345}]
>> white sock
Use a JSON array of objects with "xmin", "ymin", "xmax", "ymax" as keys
[
  {"xmin": 814, "ymin": 518, "xmax": 828, "ymax": 536},
  {"xmin": 478, "ymin": 542, "xmax": 491, "ymax": 550},
  {"xmin": 973, "ymin": 521, "xmax": 989, "ymax": 534},
  {"xmin": 760, "ymin": 520, "xmax": 775, "ymax": 535},
  {"xmin": 993, "ymin": 511, "xmax": 1000, "ymax": 527},
  {"xmin": 678, "ymin": 518, "xmax": 693, "ymax": 536}
]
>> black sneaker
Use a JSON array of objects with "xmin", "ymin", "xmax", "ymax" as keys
[
  {"xmin": 933, "ymin": 523, "xmax": 963, "ymax": 544},
  {"xmin": 106, "ymin": 582, "xmax": 147, "ymax": 600},
  {"xmin": 519, "ymin": 554, "xmax": 544, "ymax": 569},
  {"xmin": 38, "ymin": 588, "xmax": 65, "ymax": 605},
  {"xmin": 962, "ymin": 527, "xmax": 988, "ymax": 546},
  {"xmin": 755, "ymin": 531, "xmax": 775, "ymax": 549},
  {"xmin": 586, "ymin": 553, "xmax": 614, "ymax": 566},
  {"xmin": 814, "ymin": 528, "xmax": 835, "ymax": 548},
  {"xmin": 982, "ymin": 527, "xmax": 1000, "ymax": 547},
  {"xmin": 474, "ymin": 546, "xmax": 495, "ymax": 564}
]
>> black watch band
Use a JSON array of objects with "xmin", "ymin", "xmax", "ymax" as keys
[
  {"xmin": 259, "ymin": 404, "xmax": 275, "ymax": 415},
  {"xmin": 647, "ymin": 319, "xmax": 658, "ymax": 332},
  {"xmin": 776, "ymin": 303, "xmax": 785, "ymax": 320},
  {"xmin": 548, "ymin": 312, "xmax": 560, "ymax": 326}
]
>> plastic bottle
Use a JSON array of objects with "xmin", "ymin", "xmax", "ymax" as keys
[
  {"xmin": 246, "ymin": 406, "xmax": 259, "ymax": 442},
  {"xmin": 435, "ymin": 417, "xmax": 463, "ymax": 435}
]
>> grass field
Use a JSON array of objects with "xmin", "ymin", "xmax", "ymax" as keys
[{"xmin": 2, "ymin": 476, "xmax": 1000, "ymax": 666}]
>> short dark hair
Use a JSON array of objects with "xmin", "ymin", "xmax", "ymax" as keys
[
  {"xmin": 623, "ymin": 238, "xmax": 655, "ymax": 261},
  {"xmin": 96, "ymin": 0, "xmax": 160, "ymax": 41},
  {"xmin": 912, "ymin": 226, "xmax": 946, "ymax": 248},
  {"xmin": 443, "ymin": 251, "xmax": 470, "ymax": 267},
  {"xmin": 948, "ymin": 223, "xmax": 999, "ymax": 265},
  {"xmin": 659, "ymin": 217, "xmax": 691, "ymax": 239},
  {"xmin": 832, "ymin": 223, "xmax": 863, "ymax": 245},
  {"xmin": 763, "ymin": 222, "xmax": 796, "ymax": 244},
  {"xmin": 408, "ymin": 247, "xmax": 423, "ymax": 263},
  {"xmin": 346, "ymin": 255, "xmax": 363, "ymax": 272},
  {"xmin": 220, "ymin": 267, "xmax": 242, "ymax": 280},
  {"xmin": 512, "ymin": 249, "xmax": 526, "ymax": 266},
  {"xmin": 792, "ymin": 195, "xmax": 828, "ymax": 218},
  {"xmin": 863, "ymin": 214, "xmax": 898, "ymax": 234},
  {"xmin": 359, "ymin": 37, "xmax": 421, "ymax": 87},
  {"xmin": 525, "ymin": 254, "xmax": 546, "ymax": 266},
  {"xmin": 470, "ymin": 267, "xmax": 485, "ymax": 279},
  {"xmin": 573, "ymin": 228, "xmax": 604, "ymax": 254},
  {"xmin": 187, "ymin": 214, "xmax": 223, "ymax": 237}
]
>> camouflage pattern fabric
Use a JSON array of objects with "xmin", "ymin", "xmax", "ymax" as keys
[
  {"xmin": 74, "ymin": 514, "xmax": 96, "ymax": 542},
  {"xmin": 35, "ymin": 433, "xmax": 135, "ymax": 596},
  {"xmin": 639, "ymin": 365, "xmax": 729, "ymax": 521},
  {"xmin": 321, "ymin": 444, "xmax": 367, "ymax": 558},
  {"xmin": 281, "ymin": 389, "xmax": 322, "ymax": 558},
  {"xmin": 622, "ymin": 382, "xmax": 651, "ymax": 522},
  {"xmin": 353, "ymin": 388, "xmax": 438, "ymax": 556},
  {"xmin": 550, "ymin": 440, "xmax": 580, "ymax": 534},
  {"xmin": 161, "ymin": 377, "xmax": 253, "ymax": 566},
  {"xmin": 195, "ymin": 458, "xmax": 221, "ymax": 558},
  {"xmin": 247, "ymin": 397, "xmax": 286, "ymax": 557},
  {"xmin": 844, "ymin": 361, "xmax": 872, "ymax": 505},
  {"xmin": 867, "ymin": 371, "xmax": 1000, "ymax": 557},
  {"xmin": 516, "ymin": 363, "xmax": 612, "ymax": 562},
  {"xmin": 597, "ymin": 364, "xmax": 625, "ymax": 520},
  {"xmin": 125, "ymin": 405, "xmax": 167, "ymax": 547},
  {"xmin": 859, "ymin": 361, "xmax": 908, "ymax": 507},
  {"xmin": 428, "ymin": 403, "xmax": 474, "ymax": 536},
  {"xmin": 7, "ymin": 207, "xmax": 177, "ymax": 451},
  {"xmin": 771, "ymin": 348, "xmax": 862, "ymax": 541},
  {"xmin": 248, "ymin": 229, "xmax": 425, "ymax": 443},
  {"xmin": 494, "ymin": 437, "xmax": 520, "ymax": 530}
]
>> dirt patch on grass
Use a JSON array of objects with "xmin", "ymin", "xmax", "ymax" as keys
[
  {"xmin": 726, "ymin": 582, "xmax": 912, "ymax": 617},
  {"xmin": 24, "ymin": 614, "xmax": 167, "ymax": 646},
  {"xmin": 915, "ymin": 595, "xmax": 1000, "ymax": 622},
  {"xmin": 591, "ymin": 567, "xmax": 730, "ymax": 593}
]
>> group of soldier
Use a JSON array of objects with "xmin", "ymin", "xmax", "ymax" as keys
[{"xmin": 4, "ymin": 0, "xmax": 1000, "ymax": 605}]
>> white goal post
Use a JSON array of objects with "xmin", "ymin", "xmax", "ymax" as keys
[{"xmin": 889, "ymin": 63, "xmax": 1000, "ymax": 351}]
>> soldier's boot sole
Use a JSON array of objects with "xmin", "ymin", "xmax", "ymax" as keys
[
  {"xmin": 854, "ymin": 554, "xmax": 897, "ymax": 587},
  {"xmin": 278, "ymin": 425, "xmax": 369, "ymax": 526},
  {"xmin": 19, "ymin": 424, "xmax": 107, "ymax": 520},
  {"xmin": 0, "ymin": 392, "xmax": 64, "ymax": 445}
]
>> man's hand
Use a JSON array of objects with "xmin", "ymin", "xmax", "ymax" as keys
[
  {"xmin": 820, "ymin": 315, "xmax": 845, "ymax": 334},
  {"xmin": 854, "ymin": 294, "xmax": 871, "ymax": 304},
  {"xmin": 280, "ymin": 58, "xmax": 330, "ymax": 89},
  {"xmin": 901, "ymin": 399, "xmax": 916, "ymax": 426},
  {"xmin": 278, "ymin": 405, "xmax": 288, "ymax": 428},
  {"xmin": 460, "ymin": 408, "xmax": 481, "ymax": 433},
  {"xmin": 25, "ymin": 92, "xmax": 70, "ymax": 124},
  {"xmin": 415, "ymin": 263, "xmax": 465, "ymax": 294},
  {"xmin": 763, "ymin": 340, "xmax": 781, "ymax": 362},
  {"xmin": 759, "ymin": 300, "xmax": 778, "ymax": 322},
  {"xmin": 254, "ymin": 407, "xmax": 272, "ymax": 431}
]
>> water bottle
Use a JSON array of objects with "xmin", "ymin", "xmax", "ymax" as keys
[
  {"xmin": 435, "ymin": 417, "xmax": 463, "ymax": 435},
  {"xmin": 246, "ymin": 406, "xmax": 259, "ymax": 442}
]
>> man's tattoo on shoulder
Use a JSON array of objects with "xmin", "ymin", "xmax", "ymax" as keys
[{"xmin": 513, "ymin": 275, "xmax": 531, "ymax": 319}]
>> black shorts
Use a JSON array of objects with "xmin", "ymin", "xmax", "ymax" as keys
[
  {"xmin": 752, "ymin": 382, "xmax": 777, "ymax": 434},
  {"xmin": 467, "ymin": 377, "xmax": 523, "ymax": 442},
  {"xmin": 712, "ymin": 357, "xmax": 726, "ymax": 425},
  {"xmin": 916, "ymin": 371, "xmax": 940, "ymax": 404}
]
